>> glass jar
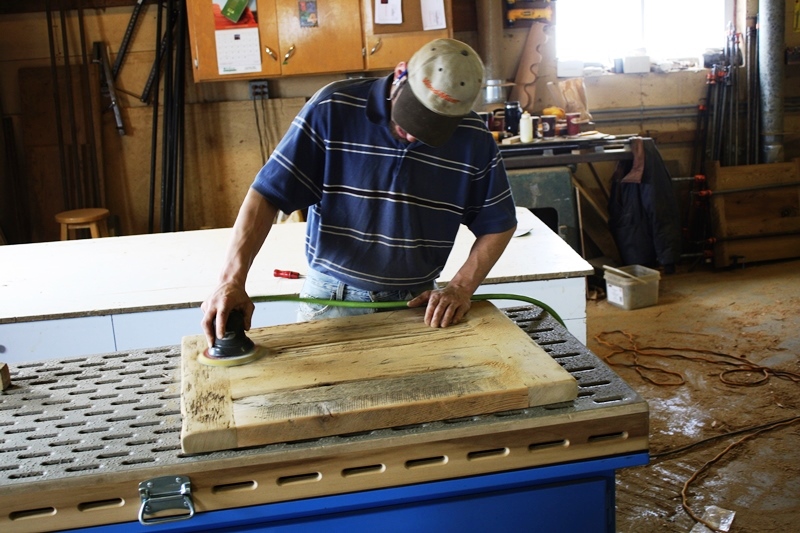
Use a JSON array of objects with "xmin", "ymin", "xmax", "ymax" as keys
[{"xmin": 504, "ymin": 101, "xmax": 522, "ymax": 136}]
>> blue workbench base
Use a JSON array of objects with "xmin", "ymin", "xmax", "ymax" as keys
[{"xmin": 75, "ymin": 452, "xmax": 648, "ymax": 533}]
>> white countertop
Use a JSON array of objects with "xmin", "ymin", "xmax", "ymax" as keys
[{"xmin": 0, "ymin": 208, "xmax": 592, "ymax": 323}]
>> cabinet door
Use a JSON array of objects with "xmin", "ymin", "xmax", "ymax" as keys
[
  {"xmin": 187, "ymin": 0, "xmax": 281, "ymax": 82},
  {"xmin": 276, "ymin": 0, "xmax": 364, "ymax": 76},
  {"xmin": 361, "ymin": 0, "xmax": 452, "ymax": 71}
]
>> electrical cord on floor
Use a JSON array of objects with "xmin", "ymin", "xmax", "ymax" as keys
[
  {"xmin": 251, "ymin": 293, "xmax": 565, "ymax": 327},
  {"xmin": 594, "ymin": 330, "xmax": 800, "ymax": 387},
  {"xmin": 677, "ymin": 416, "xmax": 800, "ymax": 532},
  {"xmin": 594, "ymin": 330, "xmax": 800, "ymax": 532},
  {"xmin": 650, "ymin": 414, "xmax": 800, "ymax": 461}
]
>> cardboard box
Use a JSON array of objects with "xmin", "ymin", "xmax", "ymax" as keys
[
  {"xmin": 623, "ymin": 56, "xmax": 650, "ymax": 74},
  {"xmin": 557, "ymin": 60, "xmax": 584, "ymax": 78}
]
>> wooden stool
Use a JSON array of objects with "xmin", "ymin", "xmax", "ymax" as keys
[{"xmin": 55, "ymin": 208, "xmax": 110, "ymax": 240}]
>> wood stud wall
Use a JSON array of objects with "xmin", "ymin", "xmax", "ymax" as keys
[{"xmin": 0, "ymin": 1, "xmax": 798, "ymax": 247}]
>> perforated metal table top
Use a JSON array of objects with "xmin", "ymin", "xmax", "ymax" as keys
[{"xmin": 1, "ymin": 306, "xmax": 645, "ymax": 489}]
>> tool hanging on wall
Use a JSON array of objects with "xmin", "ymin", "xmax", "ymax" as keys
[
  {"xmin": 506, "ymin": 7, "xmax": 553, "ymax": 25},
  {"xmin": 725, "ymin": 22, "xmax": 742, "ymax": 166},
  {"xmin": 745, "ymin": 16, "xmax": 759, "ymax": 165},
  {"xmin": 93, "ymin": 42, "xmax": 126, "ymax": 136},
  {"xmin": 145, "ymin": 0, "xmax": 187, "ymax": 234},
  {"xmin": 44, "ymin": 0, "xmax": 104, "ymax": 214},
  {"xmin": 46, "ymin": 0, "xmax": 78, "ymax": 211},
  {"xmin": 689, "ymin": 20, "xmax": 749, "ymax": 262},
  {"xmin": 75, "ymin": 2, "xmax": 104, "ymax": 210},
  {"xmin": 698, "ymin": 21, "xmax": 744, "ymax": 170},
  {"xmin": 112, "ymin": 0, "xmax": 147, "ymax": 79},
  {"xmin": 147, "ymin": 0, "xmax": 165, "ymax": 233},
  {"xmin": 141, "ymin": 15, "xmax": 178, "ymax": 104}
]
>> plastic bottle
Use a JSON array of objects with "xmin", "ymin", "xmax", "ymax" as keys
[{"xmin": 519, "ymin": 111, "xmax": 533, "ymax": 143}]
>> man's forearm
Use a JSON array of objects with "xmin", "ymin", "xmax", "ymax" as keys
[
  {"xmin": 447, "ymin": 226, "xmax": 516, "ymax": 294},
  {"xmin": 219, "ymin": 188, "xmax": 279, "ymax": 287}
]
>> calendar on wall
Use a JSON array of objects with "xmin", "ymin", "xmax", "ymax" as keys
[{"xmin": 212, "ymin": 0, "xmax": 262, "ymax": 75}]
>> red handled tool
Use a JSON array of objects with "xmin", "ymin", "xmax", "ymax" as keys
[{"xmin": 274, "ymin": 269, "xmax": 301, "ymax": 279}]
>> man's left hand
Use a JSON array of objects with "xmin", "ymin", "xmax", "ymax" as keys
[{"xmin": 407, "ymin": 285, "xmax": 472, "ymax": 328}]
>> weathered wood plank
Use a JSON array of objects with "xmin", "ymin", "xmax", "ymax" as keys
[
  {"xmin": 181, "ymin": 302, "xmax": 578, "ymax": 453},
  {"xmin": 708, "ymin": 159, "xmax": 800, "ymax": 267}
]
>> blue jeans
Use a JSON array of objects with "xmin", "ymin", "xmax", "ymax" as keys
[{"xmin": 297, "ymin": 268, "xmax": 436, "ymax": 322}]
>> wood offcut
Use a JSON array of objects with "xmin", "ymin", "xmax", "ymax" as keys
[{"xmin": 0, "ymin": 363, "xmax": 10, "ymax": 390}]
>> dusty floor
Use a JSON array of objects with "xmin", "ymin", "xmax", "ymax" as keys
[{"xmin": 584, "ymin": 258, "xmax": 800, "ymax": 532}]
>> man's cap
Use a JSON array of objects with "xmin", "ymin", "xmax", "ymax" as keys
[{"xmin": 392, "ymin": 39, "xmax": 485, "ymax": 147}]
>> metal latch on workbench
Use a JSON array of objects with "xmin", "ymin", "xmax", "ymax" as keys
[{"xmin": 138, "ymin": 475, "xmax": 195, "ymax": 525}]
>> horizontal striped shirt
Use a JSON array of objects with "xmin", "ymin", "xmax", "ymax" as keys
[{"xmin": 252, "ymin": 74, "xmax": 516, "ymax": 291}]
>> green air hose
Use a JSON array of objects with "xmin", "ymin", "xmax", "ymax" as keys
[{"xmin": 251, "ymin": 293, "xmax": 564, "ymax": 327}]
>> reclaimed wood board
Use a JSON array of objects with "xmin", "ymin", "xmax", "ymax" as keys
[
  {"xmin": 180, "ymin": 301, "xmax": 578, "ymax": 453},
  {"xmin": 708, "ymin": 159, "xmax": 800, "ymax": 268}
]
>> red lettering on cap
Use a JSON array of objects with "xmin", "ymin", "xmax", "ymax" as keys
[{"xmin": 422, "ymin": 77, "xmax": 461, "ymax": 104}]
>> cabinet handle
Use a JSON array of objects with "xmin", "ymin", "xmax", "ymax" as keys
[
  {"xmin": 369, "ymin": 38, "xmax": 382, "ymax": 56},
  {"xmin": 265, "ymin": 47, "xmax": 277, "ymax": 61},
  {"xmin": 283, "ymin": 45, "xmax": 296, "ymax": 65}
]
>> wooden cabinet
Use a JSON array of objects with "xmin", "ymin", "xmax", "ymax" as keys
[
  {"xmin": 187, "ymin": 0, "xmax": 452, "ymax": 82},
  {"xmin": 361, "ymin": 0, "xmax": 452, "ymax": 71},
  {"xmin": 187, "ymin": 0, "xmax": 282, "ymax": 82},
  {"xmin": 187, "ymin": 0, "xmax": 362, "ymax": 82},
  {"xmin": 276, "ymin": 0, "xmax": 364, "ymax": 76}
]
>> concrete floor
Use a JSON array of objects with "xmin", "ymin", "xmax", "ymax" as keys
[{"xmin": 584, "ymin": 258, "xmax": 800, "ymax": 532}]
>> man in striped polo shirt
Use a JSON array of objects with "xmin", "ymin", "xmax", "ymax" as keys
[{"xmin": 202, "ymin": 39, "xmax": 517, "ymax": 348}]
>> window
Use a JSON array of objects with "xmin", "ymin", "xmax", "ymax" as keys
[{"xmin": 556, "ymin": 0, "xmax": 731, "ymax": 66}]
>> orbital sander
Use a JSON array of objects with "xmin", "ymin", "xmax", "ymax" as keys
[{"xmin": 198, "ymin": 309, "xmax": 267, "ymax": 367}]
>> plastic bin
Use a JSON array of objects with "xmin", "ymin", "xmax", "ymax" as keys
[{"xmin": 604, "ymin": 265, "xmax": 660, "ymax": 310}]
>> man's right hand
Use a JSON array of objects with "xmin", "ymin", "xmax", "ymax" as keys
[
  {"xmin": 199, "ymin": 190, "xmax": 278, "ymax": 349},
  {"xmin": 200, "ymin": 282, "xmax": 254, "ymax": 349}
]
